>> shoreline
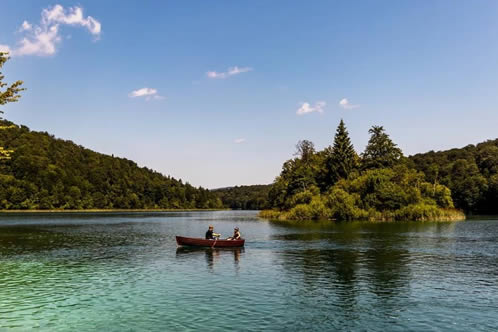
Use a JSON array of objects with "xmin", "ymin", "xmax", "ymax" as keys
[
  {"xmin": 259, "ymin": 209, "xmax": 466, "ymax": 223},
  {"xmin": 0, "ymin": 208, "xmax": 228, "ymax": 214}
]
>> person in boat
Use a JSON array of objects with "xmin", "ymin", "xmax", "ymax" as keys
[
  {"xmin": 205, "ymin": 225, "xmax": 221, "ymax": 240},
  {"xmin": 227, "ymin": 227, "xmax": 241, "ymax": 240}
]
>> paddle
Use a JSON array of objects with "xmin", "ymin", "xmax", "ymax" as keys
[{"xmin": 211, "ymin": 234, "xmax": 221, "ymax": 248}]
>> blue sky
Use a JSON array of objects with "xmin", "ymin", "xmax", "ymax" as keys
[{"xmin": 1, "ymin": 1, "xmax": 498, "ymax": 188}]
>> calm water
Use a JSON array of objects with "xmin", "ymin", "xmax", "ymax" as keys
[{"xmin": 0, "ymin": 211, "xmax": 497, "ymax": 331}]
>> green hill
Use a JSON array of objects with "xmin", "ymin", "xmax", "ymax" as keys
[
  {"xmin": 408, "ymin": 139, "xmax": 498, "ymax": 214},
  {"xmin": 0, "ymin": 120, "xmax": 223, "ymax": 210},
  {"xmin": 213, "ymin": 184, "xmax": 271, "ymax": 210}
]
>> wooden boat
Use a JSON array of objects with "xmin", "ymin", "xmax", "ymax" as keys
[{"xmin": 176, "ymin": 236, "xmax": 245, "ymax": 248}]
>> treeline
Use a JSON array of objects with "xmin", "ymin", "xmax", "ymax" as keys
[
  {"xmin": 213, "ymin": 185, "xmax": 271, "ymax": 210},
  {"xmin": 408, "ymin": 139, "xmax": 498, "ymax": 214},
  {"xmin": 0, "ymin": 120, "xmax": 223, "ymax": 210},
  {"xmin": 261, "ymin": 120, "xmax": 464, "ymax": 222}
]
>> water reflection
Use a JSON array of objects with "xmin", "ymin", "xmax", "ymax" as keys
[
  {"xmin": 175, "ymin": 247, "xmax": 244, "ymax": 271},
  {"xmin": 276, "ymin": 222, "xmax": 414, "ymax": 316},
  {"xmin": 1, "ymin": 212, "xmax": 498, "ymax": 331}
]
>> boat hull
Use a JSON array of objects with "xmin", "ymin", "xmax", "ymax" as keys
[{"xmin": 176, "ymin": 236, "xmax": 245, "ymax": 248}]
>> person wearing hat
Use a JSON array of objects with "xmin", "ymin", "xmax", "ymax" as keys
[
  {"xmin": 227, "ymin": 227, "xmax": 241, "ymax": 240},
  {"xmin": 205, "ymin": 225, "xmax": 221, "ymax": 240}
]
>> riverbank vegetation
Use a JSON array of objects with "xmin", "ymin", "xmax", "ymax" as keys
[
  {"xmin": 213, "ymin": 185, "xmax": 271, "ymax": 210},
  {"xmin": 261, "ymin": 120, "xmax": 465, "ymax": 222}
]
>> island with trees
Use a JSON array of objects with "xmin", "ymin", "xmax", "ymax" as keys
[{"xmin": 260, "ymin": 120, "xmax": 466, "ymax": 222}]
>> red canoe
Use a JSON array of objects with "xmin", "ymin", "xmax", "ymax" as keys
[{"xmin": 176, "ymin": 236, "xmax": 245, "ymax": 248}]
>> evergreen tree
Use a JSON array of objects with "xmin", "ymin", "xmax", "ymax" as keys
[
  {"xmin": 362, "ymin": 125, "xmax": 403, "ymax": 169},
  {"xmin": 327, "ymin": 119, "xmax": 358, "ymax": 183}
]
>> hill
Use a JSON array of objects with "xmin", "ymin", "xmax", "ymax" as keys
[
  {"xmin": 0, "ymin": 120, "xmax": 223, "ymax": 210},
  {"xmin": 212, "ymin": 184, "xmax": 271, "ymax": 210},
  {"xmin": 408, "ymin": 139, "xmax": 498, "ymax": 214}
]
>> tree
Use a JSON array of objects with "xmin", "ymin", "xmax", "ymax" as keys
[
  {"xmin": 1, "ymin": 52, "xmax": 24, "ymax": 160},
  {"xmin": 0, "ymin": 52, "xmax": 25, "ymax": 116},
  {"xmin": 327, "ymin": 119, "xmax": 358, "ymax": 184},
  {"xmin": 362, "ymin": 125, "xmax": 402, "ymax": 170},
  {"xmin": 294, "ymin": 140, "xmax": 315, "ymax": 163}
]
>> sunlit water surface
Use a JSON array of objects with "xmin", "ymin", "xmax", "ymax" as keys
[{"xmin": 0, "ymin": 211, "xmax": 497, "ymax": 331}]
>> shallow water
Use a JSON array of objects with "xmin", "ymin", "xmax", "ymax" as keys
[{"xmin": 0, "ymin": 211, "xmax": 497, "ymax": 331}]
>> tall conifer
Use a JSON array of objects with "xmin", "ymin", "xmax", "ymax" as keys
[
  {"xmin": 327, "ymin": 119, "xmax": 358, "ymax": 184},
  {"xmin": 362, "ymin": 125, "xmax": 403, "ymax": 169}
]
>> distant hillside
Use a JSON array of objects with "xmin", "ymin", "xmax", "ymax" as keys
[
  {"xmin": 0, "ymin": 120, "xmax": 223, "ymax": 210},
  {"xmin": 408, "ymin": 138, "xmax": 498, "ymax": 214},
  {"xmin": 213, "ymin": 184, "xmax": 271, "ymax": 210}
]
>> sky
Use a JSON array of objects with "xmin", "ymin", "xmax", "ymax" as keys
[{"xmin": 1, "ymin": 1, "xmax": 498, "ymax": 188}]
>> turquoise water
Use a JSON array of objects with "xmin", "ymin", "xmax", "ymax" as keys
[{"xmin": 0, "ymin": 211, "xmax": 497, "ymax": 331}]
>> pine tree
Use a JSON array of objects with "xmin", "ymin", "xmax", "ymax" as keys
[
  {"xmin": 327, "ymin": 119, "xmax": 358, "ymax": 184},
  {"xmin": 362, "ymin": 125, "xmax": 403, "ymax": 169}
]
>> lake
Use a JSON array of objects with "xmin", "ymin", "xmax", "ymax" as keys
[{"xmin": 0, "ymin": 211, "xmax": 497, "ymax": 331}]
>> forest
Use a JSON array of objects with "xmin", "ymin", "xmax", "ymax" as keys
[
  {"xmin": 260, "ymin": 120, "xmax": 467, "ymax": 221},
  {"xmin": 216, "ymin": 136, "xmax": 498, "ymax": 217},
  {"xmin": 213, "ymin": 185, "xmax": 271, "ymax": 210},
  {"xmin": 0, "ymin": 120, "xmax": 223, "ymax": 210},
  {"xmin": 408, "ymin": 139, "xmax": 498, "ymax": 214}
]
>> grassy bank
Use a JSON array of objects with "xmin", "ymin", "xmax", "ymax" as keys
[{"xmin": 259, "ymin": 207, "xmax": 466, "ymax": 222}]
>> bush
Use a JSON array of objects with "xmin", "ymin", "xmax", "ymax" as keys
[
  {"xmin": 394, "ymin": 203, "xmax": 442, "ymax": 221},
  {"xmin": 326, "ymin": 188, "xmax": 367, "ymax": 221},
  {"xmin": 287, "ymin": 204, "xmax": 314, "ymax": 220}
]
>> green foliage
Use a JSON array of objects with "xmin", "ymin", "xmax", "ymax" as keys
[
  {"xmin": 213, "ymin": 184, "xmax": 271, "ymax": 210},
  {"xmin": 0, "ymin": 120, "xmax": 223, "ymax": 210},
  {"xmin": 0, "ymin": 53, "xmax": 25, "ymax": 115},
  {"xmin": 261, "ymin": 120, "xmax": 464, "ymax": 222},
  {"xmin": 326, "ymin": 119, "xmax": 359, "ymax": 183},
  {"xmin": 409, "ymin": 139, "xmax": 498, "ymax": 213},
  {"xmin": 394, "ymin": 204, "xmax": 463, "ymax": 221},
  {"xmin": 0, "ymin": 53, "xmax": 24, "ymax": 161},
  {"xmin": 326, "ymin": 188, "xmax": 366, "ymax": 221},
  {"xmin": 287, "ymin": 204, "xmax": 314, "ymax": 220},
  {"xmin": 362, "ymin": 126, "xmax": 403, "ymax": 170},
  {"xmin": 269, "ymin": 142, "xmax": 327, "ymax": 209}
]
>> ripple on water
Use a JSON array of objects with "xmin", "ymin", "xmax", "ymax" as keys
[{"xmin": 1, "ymin": 212, "xmax": 498, "ymax": 331}]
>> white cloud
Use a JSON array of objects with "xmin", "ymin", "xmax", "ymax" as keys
[
  {"xmin": 2, "ymin": 4, "xmax": 101, "ymax": 57},
  {"xmin": 20, "ymin": 21, "xmax": 32, "ymax": 32},
  {"xmin": 129, "ymin": 88, "xmax": 157, "ymax": 98},
  {"xmin": 234, "ymin": 138, "xmax": 246, "ymax": 144},
  {"xmin": 206, "ymin": 66, "xmax": 252, "ymax": 79},
  {"xmin": 296, "ymin": 101, "xmax": 326, "ymax": 115},
  {"xmin": 128, "ymin": 87, "xmax": 164, "ymax": 101},
  {"xmin": 339, "ymin": 98, "xmax": 359, "ymax": 110},
  {"xmin": 15, "ymin": 25, "xmax": 61, "ymax": 56},
  {"xmin": 42, "ymin": 5, "xmax": 101, "ymax": 37}
]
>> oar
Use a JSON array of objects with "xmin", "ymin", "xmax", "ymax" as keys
[{"xmin": 211, "ymin": 236, "xmax": 219, "ymax": 248}]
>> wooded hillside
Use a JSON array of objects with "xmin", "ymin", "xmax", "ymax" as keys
[{"xmin": 0, "ymin": 120, "xmax": 223, "ymax": 210}]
